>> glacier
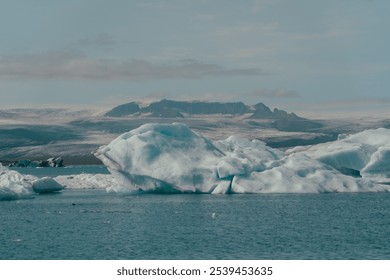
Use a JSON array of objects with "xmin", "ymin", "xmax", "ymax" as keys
[{"xmin": 95, "ymin": 123, "xmax": 390, "ymax": 194}]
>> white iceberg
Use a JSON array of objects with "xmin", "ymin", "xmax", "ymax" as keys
[
  {"xmin": 287, "ymin": 128, "xmax": 390, "ymax": 183},
  {"xmin": 0, "ymin": 164, "xmax": 33, "ymax": 200},
  {"xmin": 214, "ymin": 136, "xmax": 283, "ymax": 175},
  {"xmin": 95, "ymin": 123, "xmax": 390, "ymax": 194},
  {"xmin": 32, "ymin": 177, "xmax": 64, "ymax": 193},
  {"xmin": 95, "ymin": 123, "xmax": 224, "ymax": 193},
  {"xmin": 232, "ymin": 153, "xmax": 385, "ymax": 193}
]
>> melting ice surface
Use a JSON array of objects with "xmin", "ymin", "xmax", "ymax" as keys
[{"xmin": 95, "ymin": 123, "xmax": 390, "ymax": 194}]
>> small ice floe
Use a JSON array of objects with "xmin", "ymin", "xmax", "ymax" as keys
[
  {"xmin": 0, "ymin": 165, "xmax": 33, "ymax": 200},
  {"xmin": 54, "ymin": 174, "xmax": 119, "ymax": 190},
  {"xmin": 32, "ymin": 177, "xmax": 64, "ymax": 194}
]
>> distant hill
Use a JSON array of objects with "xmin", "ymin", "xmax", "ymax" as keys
[
  {"xmin": 105, "ymin": 99, "xmax": 249, "ymax": 117},
  {"xmin": 104, "ymin": 102, "xmax": 141, "ymax": 117},
  {"xmin": 143, "ymin": 99, "xmax": 249, "ymax": 115},
  {"xmin": 249, "ymin": 102, "xmax": 322, "ymax": 131},
  {"xmin": 104, "ymin": 99, "xmax": 322, "ymax": 131}
]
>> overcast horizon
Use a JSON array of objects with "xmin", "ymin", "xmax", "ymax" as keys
[{"xmin": 1, "ymin": 0, "xmax": 389, "ymax": 117}]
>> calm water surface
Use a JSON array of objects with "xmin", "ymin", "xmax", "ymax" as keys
[{"xmin": 1, "ymin": 190, "xmax": 389, "ymax": 259}]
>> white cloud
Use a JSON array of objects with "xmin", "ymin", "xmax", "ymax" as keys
[{"xmin": 0, "ymin": 51, "xmax": 267, "ymax": 81}]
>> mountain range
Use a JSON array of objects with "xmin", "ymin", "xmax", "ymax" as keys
[
  {"xmin": 2, "ymin": 99, "xmax": 388, "ymax": 164},
  {"xmin": 104, "ymin": 99, "xmax": 322, "ymax": 131},
  {"xmin": 105, "ymin": 99, "xmax": 293, "ymax": 117}
]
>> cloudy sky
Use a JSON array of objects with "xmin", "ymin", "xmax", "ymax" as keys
[{"xmin": 0, "ymin": 0, "xmax": 389, "ymax": 116}]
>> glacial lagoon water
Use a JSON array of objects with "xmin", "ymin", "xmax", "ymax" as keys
[{"xmin": 1, "ymin": 169, "xmax": 390, "ymax": 260}]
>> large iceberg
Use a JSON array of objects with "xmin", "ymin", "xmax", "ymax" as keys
[
  {"xmin": 95, "ymin": 123, "xmax": 390, "ymax": 194},
  {"xmin": 95, "ymin": 123, "xmax": 225, "ymax": 193}
]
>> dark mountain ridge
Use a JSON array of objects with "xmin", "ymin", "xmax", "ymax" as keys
[
  {"xmin": 106, "ymin": 99, "xmax": 296, "ymax": 118},
  {"xmin": 105, "ymin": 99, "xmax": 250, "ymax": 117},
  {"xmin": 104, "ymin": 99, "xmax": 323, "ymax": 132}
]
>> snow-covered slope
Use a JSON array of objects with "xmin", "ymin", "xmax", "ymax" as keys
[{"xmin": 95, "ymin": 123, "xmax": 390, "ymax": 194}]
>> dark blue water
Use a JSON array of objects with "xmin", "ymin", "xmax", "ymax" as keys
[{"xmin": 1, "ymin": 190, "xmax": 389, "ymax": 260}]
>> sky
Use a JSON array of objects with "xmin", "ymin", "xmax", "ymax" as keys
[{"xmin": 0, "ymin": 0, "xmax": 389, "ymax": 117}]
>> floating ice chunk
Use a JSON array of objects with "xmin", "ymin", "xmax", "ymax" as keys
[
  {"xmin": 32, "ymin": 177, "xmax": 64, "ymax": 193},
  {"xmin": 95, "ymin": 123, "xmax": 224, "ymax": 193},
  {"xmin": 0, "ymin": 165, "xmax": 33, "ymax": 200},
  {"xmin": 288, "ymin": 128, "xmax": 390, "ymax": 183},
  {"xmin": 54, "ymin": 174, "xmax": 119, "ymax": 189},
  {"xmin": 231, "ymin": 153, "xmax": 387, "ymax": 193}
]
